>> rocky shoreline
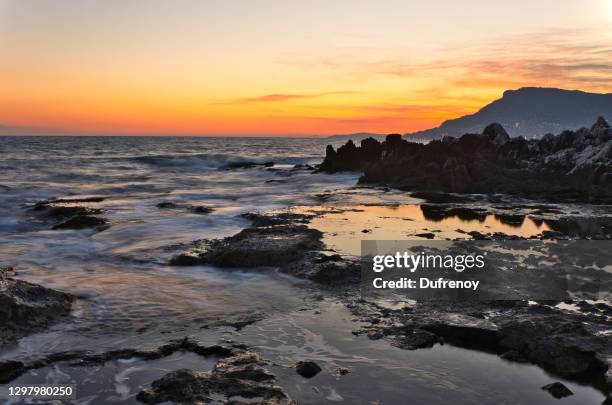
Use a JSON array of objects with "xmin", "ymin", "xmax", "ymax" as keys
[
  {"xmin": 319, "ymin": 118, "xmax": 612, "ymax": 203},
  {"xmin": 166, "ymin": 206, "xmax": 612, "ymax": 401},
  {"xmin": 1, "ymin": 139, "xmax": 611, "ymax": 403}
]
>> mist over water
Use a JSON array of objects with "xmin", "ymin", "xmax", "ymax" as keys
[{"xmin": 0, "ymin": 136, "xmax": 358, "ymax": 352}]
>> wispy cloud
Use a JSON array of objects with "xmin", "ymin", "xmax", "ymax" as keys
[
  {"xmin": 212, "ymin": 91, "xmax": 356, "ymax": 105},
  {"xmin": 280, "ymin": 28, "xmax": 612, "ymax": 94},
  {"xmin": 241, "ymin": 93, "xmax": 317, "ymax": 103}
]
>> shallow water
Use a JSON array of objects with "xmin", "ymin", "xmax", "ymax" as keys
[
  {"xmin": 5, "ymin": 303, "xmax": 606, "ymax": 404},
  {"xmin": 0, "ymin": 136, "xmax": 608, "ymax": 404},
  {"xmin": 292, "ymin": 204, "xmax": 551, "ymax": 256},
  {"xmin": 246, "ymin": 303, "xmax": 606, "ymax": 405}
]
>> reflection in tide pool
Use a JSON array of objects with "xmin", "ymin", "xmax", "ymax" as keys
[{"xmin": 292, "ymin": 204, "xmax": 551, "ymax": 256}]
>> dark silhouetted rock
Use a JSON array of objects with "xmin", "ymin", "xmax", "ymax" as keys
[
  {"xmin": 320, "ymin": 118, "xmax": 612, "ymax": 202},
  {"xmin": 541, "ymin": 382, "xmax": 574, "ymax": 399},
  {"xmin": 156, "ymin": 201, "xmax": 179, "ymax": 209},
  {"xmin": 0, "ymin": 360, "xmax": 25, "ymax": 383},
  {"xmin": 52, "ymin": 215, "xmax": 108, "ymax": 230},
  {"xmin": 295, "ymin": 361, "xmax": 322, "ymax": 378},
  {"xmin": 225, "ymin": 161, "xmax": 275, "ymax": 169},
  {"xmin": 190, "ymin": 205, "xmax": 214, "ymax": 214},
  {"xmin": 482, "ymin": 123, "xmax": 510, "ymax": 145}
]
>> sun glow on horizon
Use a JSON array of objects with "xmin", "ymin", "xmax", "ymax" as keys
[{"xmin": 1, "ymin": 0, "xmax": 611, "ymax": 136}]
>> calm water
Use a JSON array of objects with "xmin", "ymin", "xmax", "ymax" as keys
[{"xmin": 0, "ymin": 136, "xmax": 606, "ymax": 404}]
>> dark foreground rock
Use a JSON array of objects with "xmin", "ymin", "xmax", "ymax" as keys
[
  {"xmin": 170, "ymin": 212, "xmax": 360, "ymax": 283},
  {"xmin": 0, "ymin": 266, "xmax": 74, "ymax": 346},
  {"xmin": 349, "ymin": 299, "xmax": 612, "ymax": 390},
  {"xmin": 319, "ymin": 118, "xmax": 612, "ymax": 202},
  {"xmin": 137, "ymin": 351, "xmax": 295, "ymax": 404},
  {"xmin": 0, "ymin": 360, "xmax": 25, "ymax": 384},
  {"xmin": 171, "ymin": 224, "xmax": 322, "ymax": 268},
  {"xmin": 295, "ymin": 361, "xmax": 322, "ymax": 378},
  {"xmin": 542, "ymin": 382, "xmax": 574, "ymax": 398},
  {"xmin": 224, "ymin": 161, "xmax": 275, "ymax": 169}
]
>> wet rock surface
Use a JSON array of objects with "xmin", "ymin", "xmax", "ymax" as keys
[
  {"xmin": 224, "ymin": 161, "xmax": 275, "ymax": 169},
  {"xmin": 171, "ymin": 224, "xmax": 322, "ymax": 268},
  {"xmin": 348, "ymin": 299, "xmax": 612, "ymax": 389},
  {"xmin": 542, "ymin": 381, "xmax": 574, "ymax": 398},
  {"xmin": 164, "ymin": 196, "xmax": 612, "ymax": 401},
  {"xmin": 295, "ymin": 360, "xmax": 322, "ymax": 378},
  {"xmin": 170, "ymin": 212, "xmax": 361, "ymax": 283},
  {"xmin": 414, "ymin": 199, "xmax": 612, "ymax": 240},
  {"xmin": 32, "ymin": 198, "xmax": 109, "ymax": 230},
  {"xmin": 320, "ymin": 118, "xmax": 612, "ymax": 202},
  {"xmin": 0, "ymin": 266, "xmax": 74, "ymax": 346},
  {"xmin": 137, "ymin": 350, "xmax": 294, "ymax": 404}
]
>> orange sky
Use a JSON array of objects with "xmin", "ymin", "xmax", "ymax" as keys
[{"xmin": 1, "ymin": 0, "xmax": 612, "ymax": 136}]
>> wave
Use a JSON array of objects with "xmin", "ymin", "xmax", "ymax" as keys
[{"xmin": 125, "ymin": 153, "xmax": 317, "ymax": 169}]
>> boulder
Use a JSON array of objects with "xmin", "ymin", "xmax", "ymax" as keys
[
  {"xmin": 170, "ymin": 225, "xmax": 322, "ymax": 268},
  {"xmin": 295, "ymin": 361, "xmax": 322, "ymax": 378},
  {"xmin": 0, "ymin": 267, "xmax": 74, "ymax": 346},
  {"xmin": 0, "ymin": 360, "xmax": 25, "ymax": 383},
  {"xmin": 137, "ymin": 351, "xmax": 294, "ymax": 404},
  {"xmin": 541, "ymin": 382, "xmax": 574, "ymax": 399}
]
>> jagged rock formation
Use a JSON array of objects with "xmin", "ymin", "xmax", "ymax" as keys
[
  {"xmin": 350, "ymin": 299, "xmax": 612, "ymax": 390},
  {"xmin": 319, "ymin": 118, "xmax": 612, "ymax": 202},
  {"xmin": 169, "ymin": 212, "xmax": 360, "ymax": 283}
]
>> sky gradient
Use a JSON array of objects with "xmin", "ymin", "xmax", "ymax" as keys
[{"xmin": 1, "ymin": 0, "xmax": 612, "ymax": 136}]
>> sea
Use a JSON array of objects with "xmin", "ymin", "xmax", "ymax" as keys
[{"xmin": 0, "ymin": 136, "xmax": 605, "ymax": 404}]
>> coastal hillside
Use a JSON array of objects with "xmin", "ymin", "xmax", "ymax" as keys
[{"xmin": 407, "ymin": 87, "xmax": 612, "ymax": 140}]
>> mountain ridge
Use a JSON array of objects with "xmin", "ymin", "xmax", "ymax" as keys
[{"xmin": 406, "ymin": 87, "xmax": 612, "ymax": 140}]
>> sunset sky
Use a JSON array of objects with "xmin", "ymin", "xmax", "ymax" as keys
[{"xmin": 1, "ymin": 0, "xmax": 612, "ymax": 136}]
